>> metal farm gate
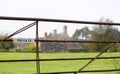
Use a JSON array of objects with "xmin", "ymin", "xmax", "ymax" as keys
[{"xmin": 0, "ymin": 16, "xmax": 120, "ymax": 74}]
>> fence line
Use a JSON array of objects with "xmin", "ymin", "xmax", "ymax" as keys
[
  {"xmin": 0, "ymin": 56, "xmax": 120, "ymax": 62},
  {"xmin": 0, "ymin": 16, "xmax": 120, "ymax": 74},
  {"xmin": 40, "ymin": 69, "xmax": 120, "ymax": 74},
  {"xmin": 1, "ymin": 39, "xmax": 120, "ymax": 43},
  {"xmin": 0, "ymin": 16, "xmax": 120, "ymax": 25}
]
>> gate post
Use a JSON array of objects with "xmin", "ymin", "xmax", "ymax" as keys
[{"xmin": 36, "ymin": 21, "xmax": 40, "ymax": 74}]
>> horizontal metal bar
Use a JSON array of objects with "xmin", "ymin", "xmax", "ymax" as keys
[
  {"xmin": 39, "ymin": 69, "xmax": 120, "ymax": 74},
  {"xmin": 0, "ymin": 16, "xmax": 120, "ymax": 25},
  {"xmin": 39, "ymin": 56, "xmax": 120, "ymax": 61},
  {"xmin": 1, "ymin": 39, "xmax": 120, "ymax": 43},
  {"xmin": 39, "ymin": 40, "xmax": 120, "ymax": 43},
  {"xmin": 0, "ymin": 56, "xmax": 120, "ymax": 62},
  {"xmin": 0, "ymin": 59, "xmax": 35, "ymax": 62},
  {"xmin": 0, "ymin": 39, "xmax": 13, "ymax": 41}
]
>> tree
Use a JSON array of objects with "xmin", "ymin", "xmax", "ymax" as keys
[
  {"xmin": 72, "ymin": 17, "xmax": 120, "ymax": 52},
  {"xmin": 89, "ymin": 18, "xmax": 120, "ymax": 52},
  {"xmin": 0, "ymin": 34, "xmax": 14, "ymax": 51},
  {"xmin": 73, "ymin": 26, "xmax": 90, "ymax": 39}
]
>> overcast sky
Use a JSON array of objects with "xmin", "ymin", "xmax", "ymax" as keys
[{"xmin": 0, "ymin": 0, "xmax": 120, "ymax": 38}]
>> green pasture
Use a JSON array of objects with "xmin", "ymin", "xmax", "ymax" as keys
[{"xmin": 0, "ymin": 52, "xmax": 120, "ymax": 74}]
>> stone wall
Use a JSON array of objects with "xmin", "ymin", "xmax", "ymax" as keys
[{"xmin": 40, "ymin": 42, "xmax": 81, "ymax": 52}]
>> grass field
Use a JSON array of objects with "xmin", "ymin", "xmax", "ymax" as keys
[{"xmin": 0, "ymin": 52, "xmax": 120, "ymax": 74}]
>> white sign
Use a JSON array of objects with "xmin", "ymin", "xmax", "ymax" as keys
[{"xmin": 13, "ymin": 38, "xmax": 35, "ymax": 43}]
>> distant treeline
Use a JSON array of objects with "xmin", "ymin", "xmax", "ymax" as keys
[{"xmin": 73, "ymin": 17, "xmax": 120, "ymax": 52}]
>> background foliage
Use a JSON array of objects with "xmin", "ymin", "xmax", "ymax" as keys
[{"xmin": 73, "ymin": 18, "xmax": 120, "ymax": 52}]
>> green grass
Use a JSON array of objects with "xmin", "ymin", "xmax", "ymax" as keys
[{"xmin": 0, "ymin": 52, "xmax": 120, "ymax": 74}]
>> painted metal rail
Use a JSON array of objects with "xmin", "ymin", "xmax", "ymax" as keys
[
  {"xmin": 0, "ymin": 16, "xmax": 120, "ymax": 25},
  {"xmin": 0, "ymin": 56, "xmax": 120, "ymax": 62},
  {"xmin": 1, "ymin": 39, "xmax": 120, "ymax": 43},
  {"xmin": 39, "ymin": 69, "xmax": 120, "ymax": 74}
]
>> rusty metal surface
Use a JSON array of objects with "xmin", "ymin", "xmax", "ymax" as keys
[
  {"xmin": 36, "ymin": 21, "xmax": 40, "ymax": 74},
  {"xmin": 0, "ymin": 16, "xmax": 120, "ymax": 25},
  {"xmin": 1, "ymin": 39, "xmax": 120, "ymax": 43},
  {"xmin": 0, "ymin": 39, "xmax": 13, "ymax": 41},
  {"xmin": 1, "ymin": 39, "xmax": 120, "ymax": 44},
  {"xmin": 39, "ymin": 69, "xmax": 120, "ymax": 74},
  {"xmin": 0, "ymin": 56, "xmax": 120, "ymax": 62},
  {"xmin": 39, "ymin": 40, "xmax": 120, "ymax": 43}
]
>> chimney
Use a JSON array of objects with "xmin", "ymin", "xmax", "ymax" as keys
[
  {"xmin": 54, "ymin": 29, "xmax": 57, "ymax": 35},
  {"xmin": 44, "ymin": 32, "xmax": 47, "ymax": 37},
  {"xmin": 64, "ymin": 25, "xmax": 67, "ymax": 34}
]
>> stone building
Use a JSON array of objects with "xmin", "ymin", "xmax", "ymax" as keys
[{"xmin": 40, "ymin": 25, "xmax": 82, "ymax": 52}]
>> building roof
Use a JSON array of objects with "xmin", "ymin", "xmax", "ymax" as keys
[
  {"xmin": 45, "ymin": 33, "xmax": 71, "ymax": 40},
  {"xmin": 42, "ymin": 25, "xmax": 73, "ymax": 40}
]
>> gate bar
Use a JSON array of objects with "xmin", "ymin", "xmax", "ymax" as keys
[
  {"xmin": 1, "ymin": 39, "xmax": 120, "ymax": 43},
  {"xmin": 2, "ymin": 22, "xmax": 36, "ymax": 40},
  {"xmin": 40, "ymin": 69, "xmax": 120, "ymax": 74},
  {"xmin": 36, "ymin": 21, "xmax": 40, "ymax": 74},
  {"xmin": 38, "ymin": 40, "xmax": 120, "ymax": 43},
  {"xmin": 0, "ymin": 16, "xmax": 120, "ymax": 25},
  {"xmin": 0, "ymin": 56, "xmax": 120, "ymax": 62},
  {"xmin": 77, "ymin": 43, "xmax": 116, "ymax": 73}
]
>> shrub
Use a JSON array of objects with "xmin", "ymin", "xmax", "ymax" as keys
[{"xmin": 25, "ymin": 43, "xmax": 36, "ymax": 51}]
